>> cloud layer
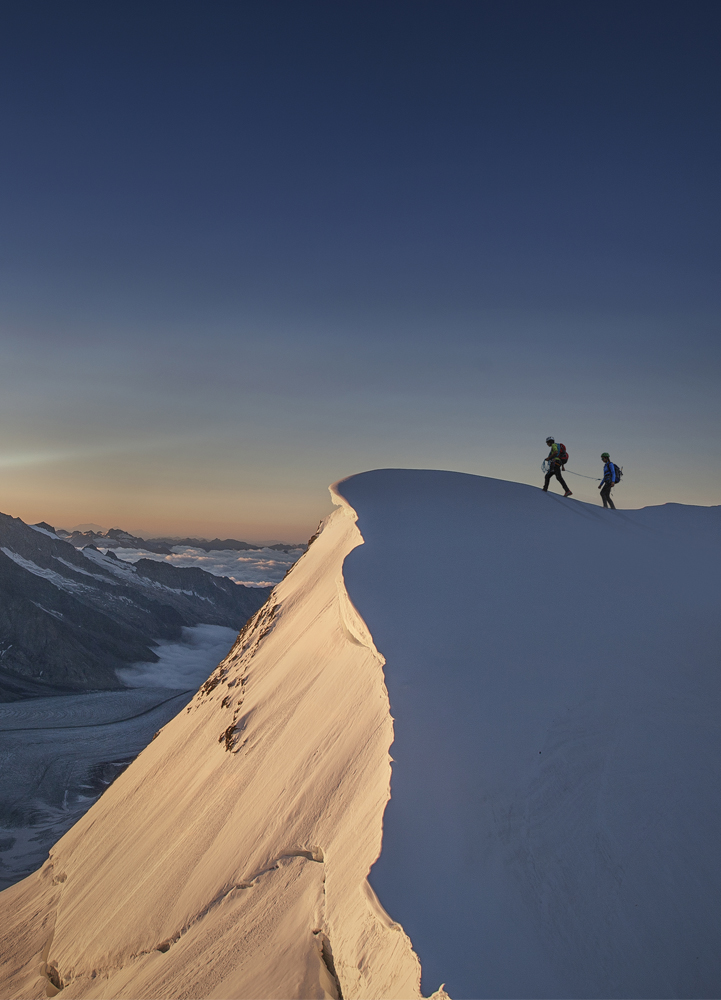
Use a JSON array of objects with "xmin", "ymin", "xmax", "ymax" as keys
[
  {"xmin": 104, "ymin": 544, "xmax": 301, "ymax": 587},
  {"xmin": 116, "ymin": 624, "xmax": 239, "ymax": 689}
]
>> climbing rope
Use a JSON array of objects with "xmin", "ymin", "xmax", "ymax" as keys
[
  {"xmin": 565, "ymin": 469, "xmax": 602, "ymax": 481},
  {"xmin": 542, "ymin": 460, "xmax": 600, "ymax": 481}
]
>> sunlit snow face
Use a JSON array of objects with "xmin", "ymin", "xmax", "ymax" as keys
[{"xmin": 100, "ymin": 545, "xmax": 301, "ymax": 587}]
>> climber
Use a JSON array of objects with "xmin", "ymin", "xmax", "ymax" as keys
[
  {"xmin": 599, "ymin": 452, "xmax": 618, "ymax": 509},
  {"xmin": 542, "ymin": 437, "xmax": 572, "ymax": 496}
]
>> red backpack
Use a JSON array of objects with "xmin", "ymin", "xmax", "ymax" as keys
[{"xmin": 558, "ymin": 443, "xmax": 569, "ymax": 466}]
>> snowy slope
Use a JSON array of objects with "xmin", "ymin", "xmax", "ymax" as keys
[
  {"xmin": 0, "ymin": 494, "xmax": 424, "ymax": 1000},
  {"xmin": 0, "ymin": 470, "xmax": 718, "ymax": 999},
  {"xmin": 337, "ymin": 470, "xmax": 721, "ymax": 999}
]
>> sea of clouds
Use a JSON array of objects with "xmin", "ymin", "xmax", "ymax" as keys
[
  {"xmin": 116, "ymin": 623, "xmax": 239, "ymax": 689},
  {"xmin": 100, "ymin": 545, "xmax": 302, "ymax": 587}
]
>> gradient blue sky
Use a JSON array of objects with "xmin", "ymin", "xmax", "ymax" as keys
[{"xmin": 1, "ymin": 0, "xmax": 719, "ymax": 539}]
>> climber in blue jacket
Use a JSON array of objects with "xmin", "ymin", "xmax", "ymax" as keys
[{"xmin": 599, "ymin": 453, "xmax": 617, "ymax": 509}]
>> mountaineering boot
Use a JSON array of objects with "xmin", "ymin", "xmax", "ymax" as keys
[
  {"xmin": 564, "ymin": 489, "xmax": 573, "ymax": 497},
  {"xmin": 542, "ymin": 487, "xmax": 548, "ymax": 492}
]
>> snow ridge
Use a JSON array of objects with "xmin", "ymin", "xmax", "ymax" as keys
[
  {"xmin": 0, "ymin": 496, "xmax": 425, "ymax": 999},
  {"xmin": 336, "ymin": 469, "xmax": 721, "ymax": 1000}
]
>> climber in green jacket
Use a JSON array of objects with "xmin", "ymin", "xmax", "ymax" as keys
[{"xmin": 542, "ymin": 436, "xmax": 572, "ymax": 496}]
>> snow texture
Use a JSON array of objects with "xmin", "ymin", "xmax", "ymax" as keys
[
  {"xmin": 0, "ymin": 626, "xmax": 239, "ymax": 890},
  {"xmin": 0, "ymin": 492, "xmax": 424, "ymax": 999},
  {"xmin": 0, "ymin": 469, "xmax": 718, "ymax": 999},
  {"xmin": 337, "ymin": 470, "xmax": 721, "ymax": 999}
]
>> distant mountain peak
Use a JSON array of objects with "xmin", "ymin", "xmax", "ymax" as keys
[{"xmin": 0, "ymin": 510, "xmax": 271, "ymax": 701}]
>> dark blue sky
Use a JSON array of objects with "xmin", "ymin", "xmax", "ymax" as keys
[{"xmin": 1, "ymin": 1, "xmax": 719, "ymax": 536}]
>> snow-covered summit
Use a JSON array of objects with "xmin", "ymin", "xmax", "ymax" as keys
[
  {"xmin": 336, "ymin": 470, "xmax": 721, "ymax": 999},
  {"xmin": 0, "ymin": 470, "xmax": 718, "ymax": 999}
]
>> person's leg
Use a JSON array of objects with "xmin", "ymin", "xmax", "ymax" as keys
[
  {"xmin": 543, "ymin": 469, "xmax": 553, "ymax": 491},
  {"xmin": 600, "ymin": 483, "xmax": 612, "ymax": 507},
  {"xmin": 555, "ymin": 467, "xmax": 570, "ymax": 492},
  {"xmin": 606, "ymin": 488, "xmax": 616, "ymax": 510}
]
